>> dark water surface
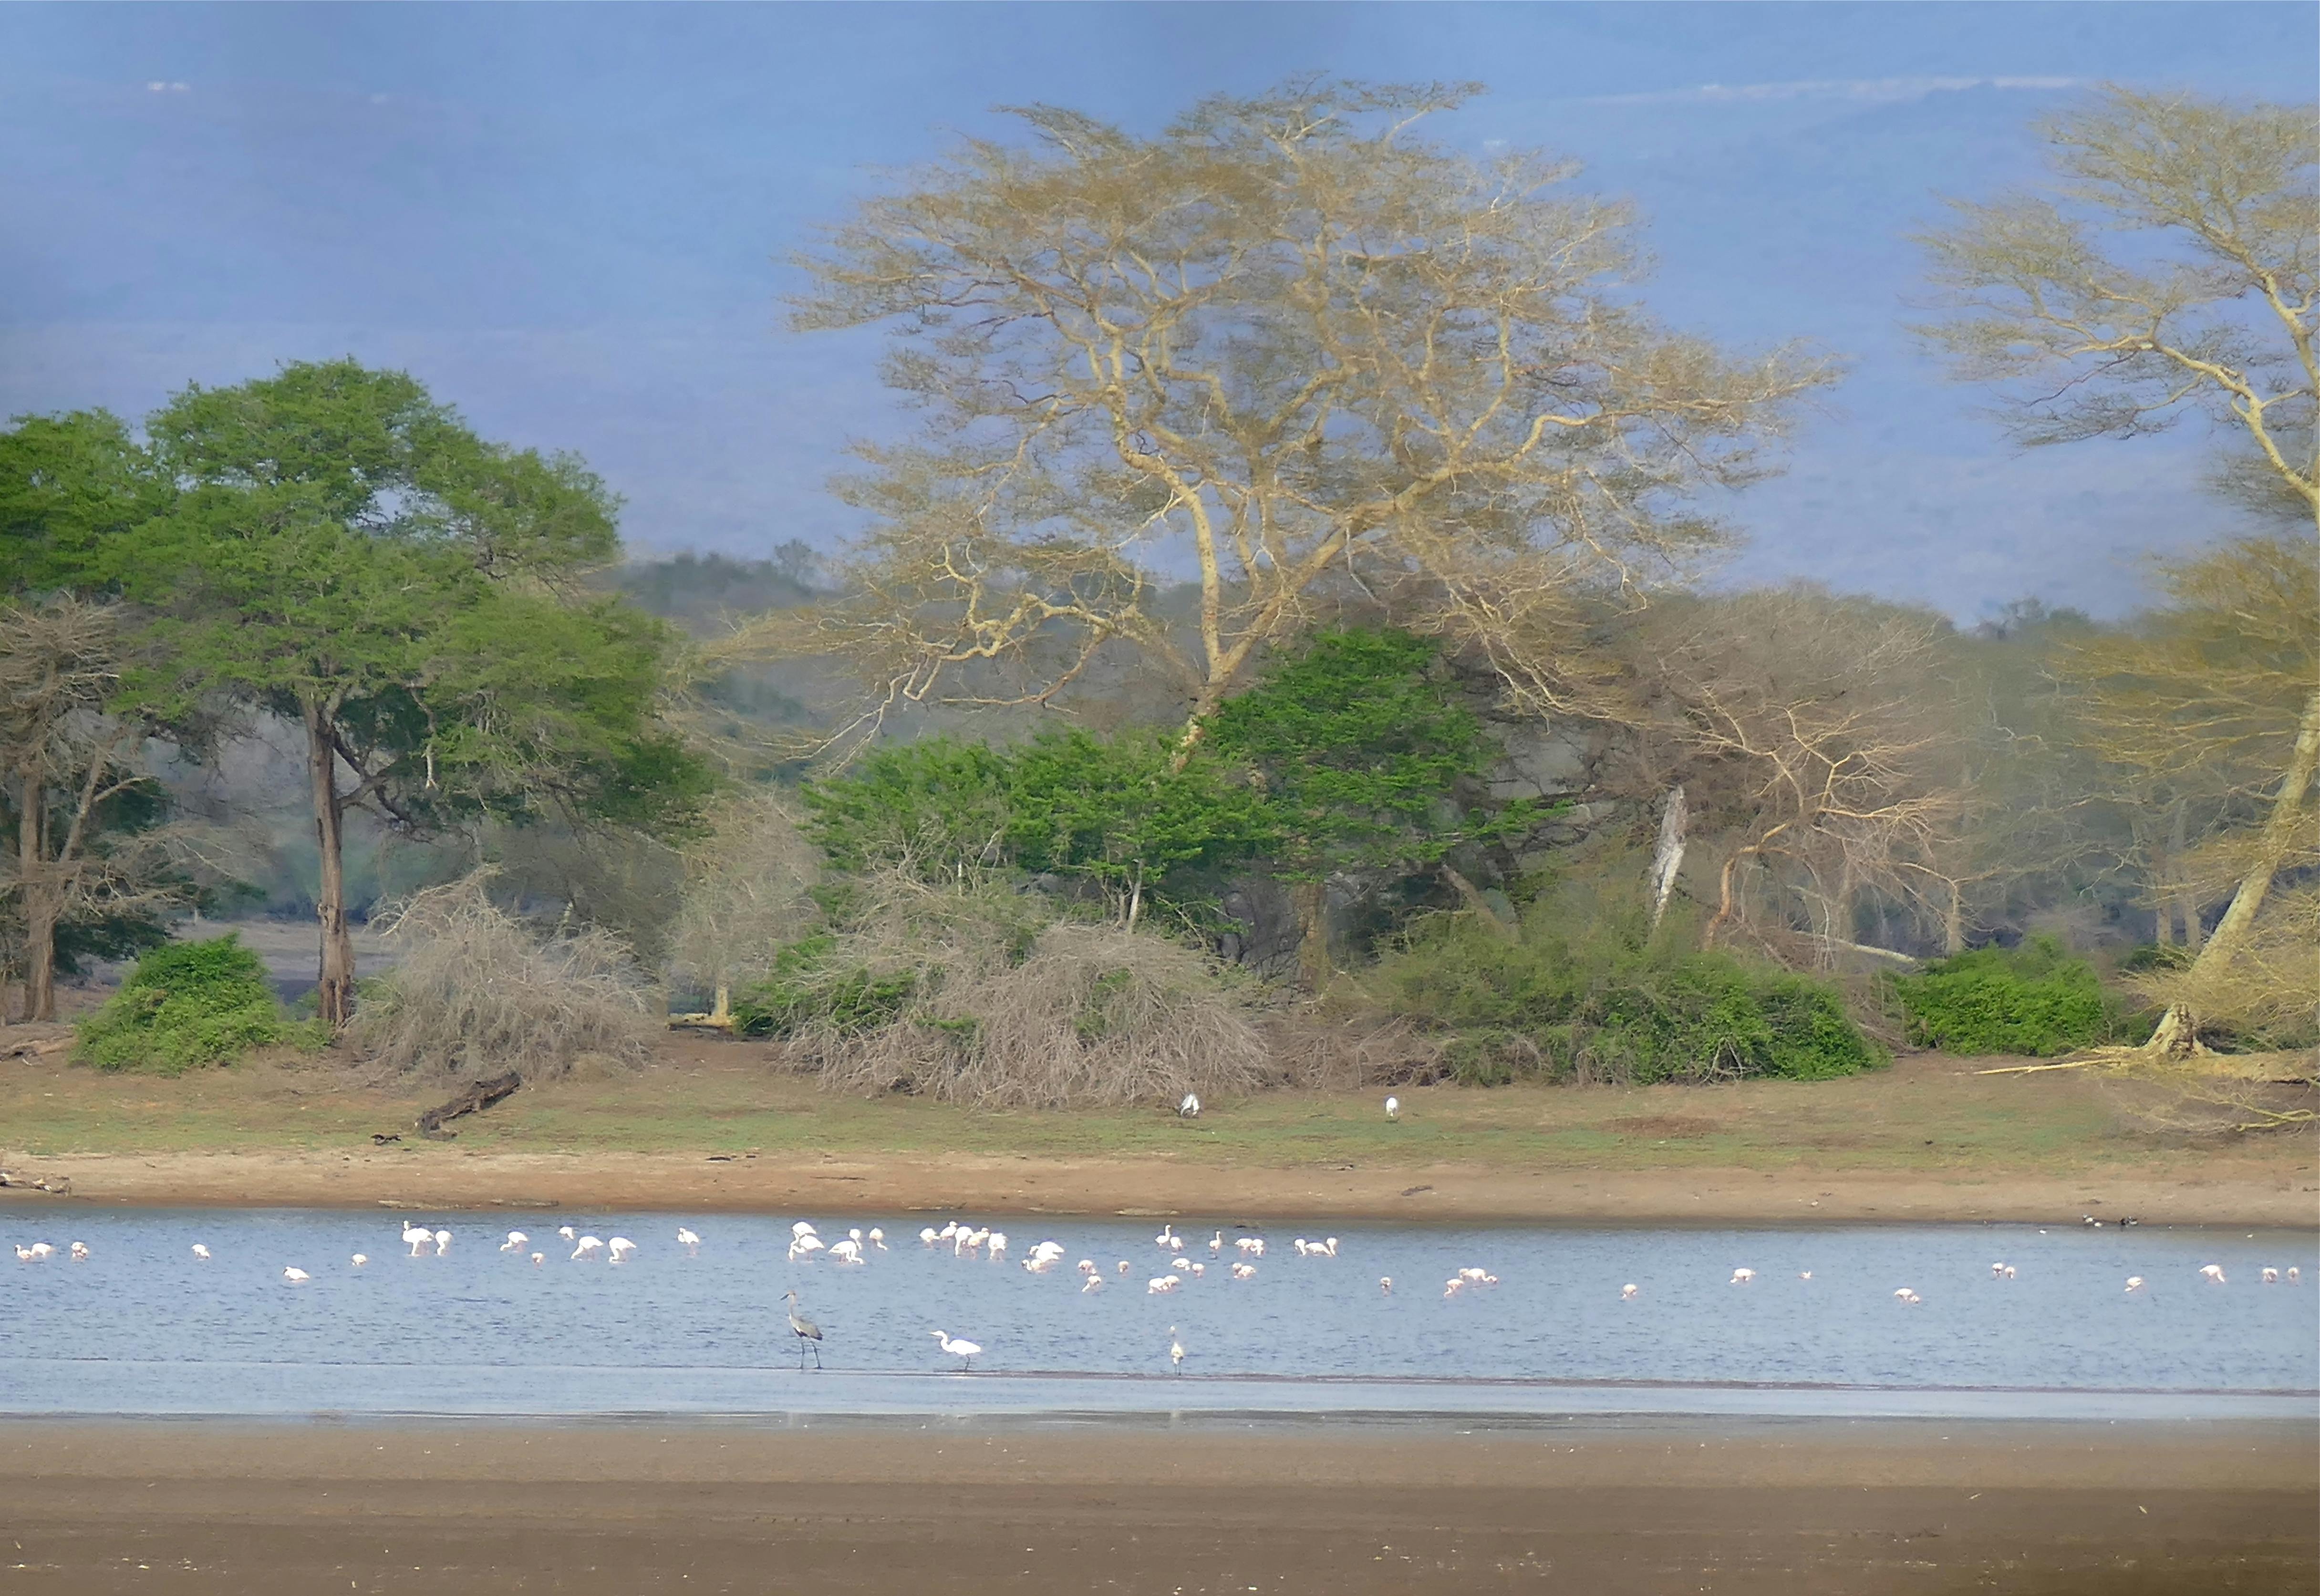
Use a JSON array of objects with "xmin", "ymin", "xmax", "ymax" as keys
[{"xmin": 2, "ymin": 1209, "xmax": 2312, "ymax": 1420}]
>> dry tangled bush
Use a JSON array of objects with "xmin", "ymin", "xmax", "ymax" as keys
[
  {"xmin": 666, "ymin": 790, "xmax": 820, "ymax": 1004},
  {"xmin": 351, "ymin": 870, "xmax": 657, "ymax": 1079},
  {"xmin": 778, "ymin": 873, "xmax": 1272, "ymax": 1109}
]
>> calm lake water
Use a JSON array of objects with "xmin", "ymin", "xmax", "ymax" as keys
[{"xmin": 1, "ymin": 1209, "xmax": 2313, "ymax": 1421}]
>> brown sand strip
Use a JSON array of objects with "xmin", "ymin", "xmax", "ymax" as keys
[
  {"xmin": 2, "ymin": 1418, "xmax": 2312, "ymax": 1594},
  {"xmin": 9, "ymin": 1149, "xmax": 2317, "ymax": 1225}
]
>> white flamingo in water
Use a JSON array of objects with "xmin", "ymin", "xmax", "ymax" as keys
[
  {"xmin": 282, "ymin": 1267, "xmax": 310, "ymax": 1284},
  {"xmin": 351, "ymin": 1254, "xmax": 368, "ymax": 1267},
  {"xmin": 1621, "ymin": 1283, "xmax": 1638, "ymax": 1300},
  {"xmin": 1147, "ymin": 1275, "xmax": 1180, "ymax": 1294},
  {"xmin": 1168, "ymin": 1328, "xmax": 1185, "ymax": 1374},
  {"xmin": 1730, "ymin": 1268, "xmax": 1755, "ymax": 1285},
  {"xmin": 607, "ymin": 1237, "xmax": 637, "ymax": 1264},
  {"xmin": 501, "ymin": 1232, "xmax": 528, "ymax": 1253},
  {"xmin": 191, "ymin": 1244, "xmax": 211, "ymax": 1261},
  {"xmin": 867, "ymin": 1228, "xmax": 887, "ymax": 1250},
  {"xmin": 2200, "ymin": 1264, "xmax": 2227, "ymax": 1285},
  {"xmin": 69, "ymin": 1241, "xmax": 89, "ymax": 1261},
  {"xmin": 571, "ymin": 1235, "xmax": 605, "ymax": 1262}
]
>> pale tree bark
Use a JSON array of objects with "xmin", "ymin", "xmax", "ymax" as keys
[
  {"xmin": 2146, "ymin": 684, "xmax": 2320, "ymax": 1055},
  {"xmin": 1291, "ymin": 880, "xmax": 1331, "ymax": 992},
  {"xmin": 304, "ymin": 695, "xmax": 357, "ymax": 1031}
]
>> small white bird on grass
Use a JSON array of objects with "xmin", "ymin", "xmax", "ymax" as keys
[
  {"xmin": 931, "ymin": 1330, "xmax": 982, "ymax": 1370},
  {"xmin": 1384, "ymin": 1096, "xmax": 1399, "ymax": 1120},
  {"xmin": 1178, "ymin": 1093, "xmax": 1201, "ymax": 1119},
  {"xmin": 283, "ymin": 1267, "xmax": 310, "ymax": 1284}
]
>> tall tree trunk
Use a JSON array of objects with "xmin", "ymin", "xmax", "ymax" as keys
[
  {"xmin": 2146, "ymin": 684, "xmax": 2320, "ymax": 1056},
  {"xmin": 2166, "ymin": 801, "xmax": 2203, "ymax": 953},
  {"xmin": 305, "ymin": 698, "xmax": 356, "ymax": 1030},
  {"xmin": 16, "ymin": 770, "xmax": 50, "ymax": 1022},
  {"xmin": 1292, "ymin": 879, "xmax": 1330, "ymax": 991}
]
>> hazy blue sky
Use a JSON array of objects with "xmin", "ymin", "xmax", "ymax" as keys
[{"xmin": 2, "ymin": 3, "xmax": 2311, "ymax": 618}]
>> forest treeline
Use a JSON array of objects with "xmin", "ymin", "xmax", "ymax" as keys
[{"xmin": 0, "ymin": 79, "xmax": 2311, "ymax": 1108}]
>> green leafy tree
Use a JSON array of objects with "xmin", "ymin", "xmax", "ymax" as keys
[
  {"xmin": 0, "ymin": 410, "xmax": 172, "ymax": 595},
  {"xmin": 120, "ymin": 360, "xmax": 704, "ymax": 1026},
  {"xmin": 1206, "ymin": 629, "xmax": 1532, "ymax": 986},
  {"xmin": 1004, "ymin": 728, "xmax": 1270, "ymax": 926}
]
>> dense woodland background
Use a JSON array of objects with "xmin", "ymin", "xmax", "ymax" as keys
[{"xmin": 1, "ymin": 80, "xmax": 2311, "ymax": 1111}]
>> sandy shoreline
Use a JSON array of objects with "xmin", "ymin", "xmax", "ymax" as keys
[
  {"xmin": 3, "ymin": 1146, "xmax": 2315, "ymax": 1225},
  {"xmin": 5, "ymin": 1417, "xmax": 2312, "ymax": 1593}
]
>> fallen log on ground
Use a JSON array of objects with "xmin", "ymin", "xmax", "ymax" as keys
[{"xmin": 414, "ymin": 1071, "xmax": 523, "ymax": 1140}]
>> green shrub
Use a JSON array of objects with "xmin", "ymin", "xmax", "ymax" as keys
[
  {"xmin": 75, "ymin": 934, "xmax": 308, "ymax": 1074},
  {"xmin": 731, "ymin": 933, "xmax": 919, "ymax": 1038},
  {"xmin": 1887, "ymin": 935, "xmax": 2114, "ymax": 1056},
  {"xmin": 1370, "ymin": 902, "xmax": 1885, "ymax": 1086}
]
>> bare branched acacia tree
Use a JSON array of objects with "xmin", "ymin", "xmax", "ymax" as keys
[
  {"xmin": 1624, "ymin": 590, "xmax": 1972, "ymax": 965},
  {"xmin": 1917, "ymin": 84, "xmax": 2319, "ymax": 1053},
  {"xmin": 747, "ymin": 79, "xmax": 1832, "ymax": 751},
  {"xmin": 0, "ymin": 599, "xmax": 187, "ymax": 1020}
]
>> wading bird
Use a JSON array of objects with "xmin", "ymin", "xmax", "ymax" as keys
[
  {"xmin": 557, "ymin": 1226, "xmax": 575, "ymax": 1241},
  {"xmin": 677, "ymin": 1228, "xmax": 701, "ymax": 1255},
  {"xmin": 783, "ymin": 1290, "xmax": 823, "ymax": 1369},
  {"xmin": 351, "ymin": 1254, "xmax": 368, "ymax": 1267},
  {"xmin": 571, "ymin": 1235, "xmax": 605, "ymax": 1262},
  {"xmin": 26, "ymin": 1242, "xmax": 53, "ymax": 1261},
  {"xmin": 1730, "ymin": 1268, "xmax": 1755, "ymax": 1285},
  {"xmin": 2200, "ymin": 1264, "xmax": 2227, "ymax": 1285},
  {"xmin": 433, "ymin": 1229, "xmax": 450, "ymax": 1255},
  {"xmin": 1621, "ymin": 1284, "xmax": 1637, "ymax": 1300},
  {"xmin": 868, "ymin": 1228, "xmax": 887, "ymax": 1250},
  {"xmin": 1231, "ymin": 1263, "xmax": 1256, "ymax": 1280},
  {"xmin": 931, "ymin": 1329, "xmax": 980, "ymax": 1370},
  {"xmin": 1893, "ymin": 1287, "xmax": 1921, "ymax": 1305},
  {"xmin": 1148, "ymin": 1275, "xmax": 1180, "ymax": 1294},
  {"xmin": 191, "ymin": 1244, "xmax": 210, "ymax": 1261},
  {"xmin": 1209, "ymin": 1231, "xmax": 1223, "ymax": 1254},
  {"xmin": 2262, "ymin": 1267, "xmax": 2279, "ymax": 1284},
  {"xmin": 530, "ymin": 1253, "xmax": 544, "ymax": 1266},
  {"xmin": 1378, "ymin": 1277, "xmax": 1391, "ymax": 1295},
  {"xmin": 1117, "ymin": 1260, "xmax": 1131, "ymax": 1275},
  {"xmin": 1169, "ymin": 1328, "xmax": 1185, "ymax": 1374},
  {"xmin": 69, "ymin": 1241, "xmax": 88, "ymax": 1261},
  {"xmin": 283, "ymin": 1267, "xmax": 310, "ymax": 1283},
  {"xmin": 501, "ymin": 1232, "xmax": 528, "ymax": 1253},
  {"xmin": 919, "ymin": 1228, "xmax": 939, "ymax": 1246},
  {"xmin": 1236, "ymin": 1237, "xmax": 1264, "ymax": 1257},
  {"xmin": 2125, "ymin": 1276, "xmax": 2145, "ymax": 1293},
  {"xmin": 607, "ymin": 1237, "xmax": 637, "ymax": 1264},
  {"xmin": 1081, "ymin": 1275, "xmax": 1102, "ymax": 1294}
]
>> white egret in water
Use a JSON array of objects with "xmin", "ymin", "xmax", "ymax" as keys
[
  {"xmin": 931, "ymin": 1330, "xmax": 981, "ymax": 1370},
  {"xmin": 1384, "ymin": 1096, "xmax": 1399, "ymax": 1120}
]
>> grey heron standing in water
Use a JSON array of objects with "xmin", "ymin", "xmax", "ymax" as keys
[{"xmin": 783, "ymin": 1290, "xmax": 823, "ymax": 1369}]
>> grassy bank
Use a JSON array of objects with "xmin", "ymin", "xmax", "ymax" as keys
[{"xmin": 3, "ymin": 1029, "xmax": 2310, "ymax": 1182}]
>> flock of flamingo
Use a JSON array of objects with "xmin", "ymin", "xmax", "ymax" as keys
[{"xmin": 8, "ymin": 1210, "xmax": 2303, "ymax": 1374}]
